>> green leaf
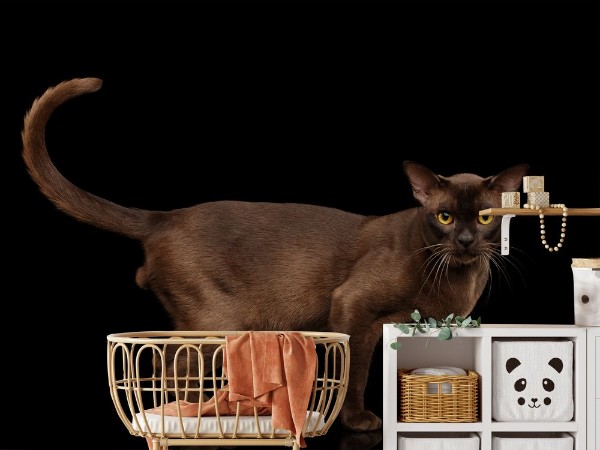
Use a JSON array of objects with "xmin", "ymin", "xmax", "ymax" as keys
[
  {"xmin": 397, "ymin": 324, "xmax": 410, "ymax": 334},
  {"xmin": 476, "ymin": 317, "xmax": 482, "ymax": 326},
  {"xmin": 411, "ymin": 310, "xmax": 421, "ymax": 322},
  {"xmin": 455, "ymin": 316, "xmax": 464, "ymax": 325},
  {"xmin": 390, "ymin": 341, "xmax": 401, "ymax": 350},
  {"xmin": 428, "ymin": 317, "xmax": 438, "ymax": 328},
  {"xmin": 415, "ymin": 322, "xmax": 425, "ymax": 334},
  {"xmin": 438, "ymin": 327, "xmax": 452, "ymax": 341},
  {"xmin": 445, "ymin": 313, "xmax": 454, "ymax": 323},
  {"xmin": 461, "ymin": 317, "xmax": 472, "ymax": 327}
]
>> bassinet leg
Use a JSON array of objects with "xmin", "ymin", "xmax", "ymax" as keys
[
  {"xmin": 292, "ymin": 442, "xmax": 300, "ymax": 450},
  {"xmin": 150, "ymin": 438, "xmax": 161, "ymax": 450}
]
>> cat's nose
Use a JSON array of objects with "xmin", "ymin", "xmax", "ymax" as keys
[
  {"xmin": 531, "ymin": 398, "xmax": 538, "ymax": 403},
  {"xmin": 456, "ymin": 229, "xmax": 475, "ymax": 248},
  {"xmin": 457, "ymin": 235, "xmax": 474, "ymax": 248}
]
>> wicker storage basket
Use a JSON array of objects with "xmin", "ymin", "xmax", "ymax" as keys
[{"xmin": 398, "ymin": 368, "xmax": 479, "ymax": 422}]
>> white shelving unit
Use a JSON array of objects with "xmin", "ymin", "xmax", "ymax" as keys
[
  {"xmin": 382, "ymin": 324, "xmax": 590, "ymax": 450},
  {"xmin": 588, "ymin": 327, "xmax": 599, "ymax": 450}
]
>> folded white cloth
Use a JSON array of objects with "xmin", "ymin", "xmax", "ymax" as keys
[
  {"xmin": 411, "ymin": 366, "xmax": 466, "ymax": 376},
  {"xmin": 410, "ymin": 366, "xmax": 466, "ymax": 394}
]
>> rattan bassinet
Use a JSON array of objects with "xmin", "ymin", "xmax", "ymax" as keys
[{"xmin": 107, "ymin": 331, "xmax": 350, "ymax": 450}]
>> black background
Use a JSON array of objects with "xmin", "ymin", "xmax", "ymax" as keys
[{"xmin": 4, "ymin": 1, "xmax": 599, "ymax": 449}]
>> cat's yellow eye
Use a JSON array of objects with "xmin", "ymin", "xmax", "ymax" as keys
[
  {"xmin": 437, "ymin": 212, "xmax": 454, "ymax": 225},
  {"xmin": 478, "ymin": 215, "xmax": 494, "ymax": 225}
]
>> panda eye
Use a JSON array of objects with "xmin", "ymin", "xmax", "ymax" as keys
[
  {"xmin": 543, "ymin": 378, "xmax": 555, "ymax": 392},
  {"xmin": 514, "ymin": 378, "xmax": 527, "ymax": 392},
  {"xmin": 437, "ymin": 211, "xmax": 454, "ymax": 225},
  {"xmin": 478, "ymin": 214, "xmax": 494, "ymax": 225}
]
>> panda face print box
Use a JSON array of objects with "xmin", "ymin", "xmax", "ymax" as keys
[{"xmin": 492, "ymin": 340, "xmax": 574, "ymax": 422}]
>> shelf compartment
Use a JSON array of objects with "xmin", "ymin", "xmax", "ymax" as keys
[
  {"xmin": 399, "ymin": 432, "xmax": 480, "ymax": 450},
  {"xmin": 492, "ymin": 432, "xmax": 574, "ymax": 450}
]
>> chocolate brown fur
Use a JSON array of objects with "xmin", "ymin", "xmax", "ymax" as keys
[{"xmin": 22, "ymin": 78, "xmax": 529, "ymax": 431}]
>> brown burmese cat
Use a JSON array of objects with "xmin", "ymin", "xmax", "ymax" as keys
[{"xmin": 22, "ymin": 77, "xmax": 528, "ymax": 432}]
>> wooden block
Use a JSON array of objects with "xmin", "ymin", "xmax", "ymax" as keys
[
  {"xmin": 502, "ymin": 192, "xmax": 521, "ymax": 208},
  {"xmin": 526, "ymin": 191, "xmax": 550, "ymax": 207},
  {"xmin": 523, "ymin": 176, "xmax": 544, "ymax": 192}
]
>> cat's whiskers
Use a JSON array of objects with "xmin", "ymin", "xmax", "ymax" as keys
[
  {"xmin": 438, "ymin": 250, "xmax": 459, "ymax": 296},
  {"xmin": 420, "ymin": 241, "xmax": 517, "ymax": 304},
  {"xmin": 415, "ymin": 247, "xmax": 442, "ymax": 297},
  {"xmin": 418, "ymin": 244, "xmax": 455, "ymax": 298}
]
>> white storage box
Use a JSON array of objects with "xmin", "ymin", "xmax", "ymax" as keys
[
  {"xmin": 493, "ymin": 432, "xmax": 573, "ymax": 450},
  {"xmin": 492, "ymin": 340, "xmax": 573, "ymax": 422},
  {"xmin": 572, "ymin": 258, "xmax": 600, "ymax": 326},
  {"xmin": 398, "ymin": 432, "xmax": 479, "ymax": 449}
]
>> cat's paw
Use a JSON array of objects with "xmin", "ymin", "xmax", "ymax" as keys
[{"xmin": 340, "ymin": 409, "xmax": 382, "ymax": 431}]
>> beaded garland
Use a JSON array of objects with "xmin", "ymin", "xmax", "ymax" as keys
[{"xmin": 522, "ymin": 203, "xmax": 568, "ymax": 252}]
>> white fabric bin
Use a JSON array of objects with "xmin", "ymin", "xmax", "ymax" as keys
[
  {"xmin": 493, "ymin": 432, "xmax": 573, "ymax": 450},
  {"xmin": 572, "ymin": 258, "xmax": 600, "ymax": 326},
  {"xmin": 398, "ymin": 432, "xmax": 479, "ymax": 450},
  {"xmin": 492, "ymin": 340, "xmax": 573, "ymax": 421}
]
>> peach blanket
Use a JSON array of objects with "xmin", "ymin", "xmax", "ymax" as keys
[{"xmin": 143, "ymin": 331, "xmax": 317, "ymax": 449}]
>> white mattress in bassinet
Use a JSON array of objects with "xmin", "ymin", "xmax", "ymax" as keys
[{"xmin": 132, "ymin": 410, "xmax": 326, "ymax": 435}]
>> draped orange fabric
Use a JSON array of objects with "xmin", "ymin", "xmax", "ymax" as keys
[
  {"xmin": 143, "ymin": 332, "xmax": 317, "ymax": 449},
  {"xmin": 225, "ymin": 331, "xmax": 317, "ymax": 448}
]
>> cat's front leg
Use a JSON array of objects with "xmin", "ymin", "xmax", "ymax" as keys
[
  {"xmin": 329, "ymin": 296, "xmax": 384, "ymax": 431},
  {"xmin": 329, "ymin": 249, "xmax": 406, "ymax": 431},
  {"xmin": 338, "ymin": 329, "xmax": 383, "ymax": 431}
]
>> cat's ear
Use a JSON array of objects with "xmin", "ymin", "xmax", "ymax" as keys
[
  {"xmin": 486, "ymin": 164, "xmax": 530, "ymax": 193},
  {"xmin": 403, "ymin": 161, "xmax": 446, "ymax": 205}
]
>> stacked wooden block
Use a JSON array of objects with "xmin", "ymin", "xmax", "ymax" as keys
[
  {"xmin": 523, "ymin": 175, "xmax": 549, "ymax": 208},
  {"xmin": 501, "ymin": 175, "xmax": 550, "ymax": 208}
]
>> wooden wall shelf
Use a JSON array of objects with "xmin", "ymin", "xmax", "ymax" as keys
[
  {"xmin": 478, "ymin": 207, "xmax": 600, "ymax": 255},
  {"xmin": 480, "ymin": 207, "xmax": 600, "ymax": 216}
]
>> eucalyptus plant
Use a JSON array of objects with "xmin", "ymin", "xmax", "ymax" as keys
[{"xmin": 390, "ymin": 309, "xmax": 481, "ymax": 349}]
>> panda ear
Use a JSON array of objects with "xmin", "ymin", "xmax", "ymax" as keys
[
  {"xmin": 506, "ymin": 357, "xmax": 521, "ymax": 373},
  {"xmin": 548, "ymin": 357, "xmax": 563, "ymax": 373}
]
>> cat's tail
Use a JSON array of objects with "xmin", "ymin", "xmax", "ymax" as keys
[{"xmin": 22, "ymin": 77, "xmax": 152, "ymax": 240}]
